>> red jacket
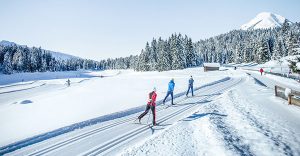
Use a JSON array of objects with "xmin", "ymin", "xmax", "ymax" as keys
[
  {"xmin": 260, "ymin": 68, "xmax": 264, "ymax": 73},
  {"xmin": 147, "ymin": 91, "xmax": 157, "ymax": 106}
]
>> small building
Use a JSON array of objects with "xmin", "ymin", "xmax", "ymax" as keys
[{"xmin": 203, "ymin": 63, "xmax": 220, "ymax": 72}]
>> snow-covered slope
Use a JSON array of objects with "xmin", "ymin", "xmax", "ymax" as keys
[
  {"xmin": 0, "ymin": 40, "xmax": 80, "ymax": 60},
  {"xmin": 241, "ymin": 12, "xmax": 290, "ymax": 30},
  {"xmin": 45, "ymin": 50, "xmax": 80, "ymax": 60}
]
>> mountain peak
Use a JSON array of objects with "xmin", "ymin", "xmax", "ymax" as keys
[{"xmin": 241, "ymin": 12, "xmax": 290, "ymax": 30}]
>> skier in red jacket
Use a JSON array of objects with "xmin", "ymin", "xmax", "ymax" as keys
[
  {"xmin": 259, "ymin": 68, "xmax": 264, "ymax": 76},
  {"xmin": 138, "ymin": 88, "xmax": 157, "ymax": 126}
]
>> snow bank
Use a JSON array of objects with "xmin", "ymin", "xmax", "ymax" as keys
[{"xmin": 285, "ymin": 88, "xmax": 292, "ymax": 98}]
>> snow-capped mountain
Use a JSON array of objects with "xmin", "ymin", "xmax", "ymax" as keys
[
  {"xmin": 0, "ymin": 40, "xmax": 80, "ymax": 60},
  {"xmin": 241, "ymin": 12, "xmax": 290, "ymax": 30}
]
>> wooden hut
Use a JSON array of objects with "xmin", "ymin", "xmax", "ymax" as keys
[{"xmin": 203, "ymin": 63, "xmax": 220, "ymax": 72}]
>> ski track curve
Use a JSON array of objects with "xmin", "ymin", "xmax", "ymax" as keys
[
  {"xmin": 81, "ymin": 77, "xmax": 243, "ymax": 156},
  {"xmin": 0, "ymin": 77, "xmax": 231, "ymax": 155},
  {"xmin": 2, "ymin": 77, "xmax": 242, "ymax": 156}
]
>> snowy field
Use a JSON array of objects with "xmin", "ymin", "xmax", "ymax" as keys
[
  {"xmin": 0, "ymin": 67, "xmax": 229, "ymax": 147},
  {"xmin": 1, "ymin": 67, "xmax": 300, "ymax": 156},
  {"xmin": 121, "ymin": 71, "xmax": 300, "ymax": 156}
]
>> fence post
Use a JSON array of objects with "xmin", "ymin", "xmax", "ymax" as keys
[
  {"xmin": 288, "ymin": 95, "xmax": 292, "ymax": 105},
  {"xmin": 275, "ymin": 85, "xmax": 278, "ymax": 96}
]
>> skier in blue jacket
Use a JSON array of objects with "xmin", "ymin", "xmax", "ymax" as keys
[
  {"xmin": 186, "ymin": 76, "xmax": 194, "ymax": 97},
  {"xmin": 163, "ymin": 78, "xmax": 175, "ymax": 105}
]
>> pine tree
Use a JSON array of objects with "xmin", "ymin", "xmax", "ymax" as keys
[
  {"xmin": 185, "ymin": 38, "xmax": 196, "ymax": 67},
  {"xmin": 235, "ymin": 43, "xmax": 243, "ymax": 63},
  {"xmin": 272, "ymin": 39, "xmax": 285, "ymax": 60},
  {"xmin": 243, "ymin": 48, "xmax": 252, "ymax": 63},
  {"xmin": 137, "ymin": 49, "xmax": 150, "ymax": 71},
  {"xmin": 171, "ymin": 34, "xmax": 186, "ymax": 69},
  {"xmin": 288, "ymin": 33, "xmax": 300, "ymax": 56},
  {"xmin": 157, "ymin": 38, "xmax": 171, "ymax": 71},
  {"xmin": 281, "ymin": 19, "xmax": 290, "ymax": 35},
  {"xmin": 149, "ymin": 39, "xmax": 158, "ymax": 70},
  {"xmin": 288, "ymin": 57, "xmax": 300, "ymax": 73},
  {"xmin": 3, "ymin": 51, "xmax": 13, "ymax": 74},
  {"xmin": 259, "ymin": 39, "xmax": 270, "ymax": 63},
  {"xmin": 14, "ymin": 48, "xmax": 24, "ymax": 72}
]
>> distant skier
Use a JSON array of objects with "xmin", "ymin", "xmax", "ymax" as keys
[
  {"xmin": 163, "ymin": 78, "xmax": 175, "ymax": 105},
  {"xmin": 66, "ymin": 79, "xmax": 71, "ymax": 87},
  {"xmin": 186, "ymin": 76, "xmax": 194, "ymax": 97},
  {"xmin": 259, "ymin": 68, "xmax": 264, "ymax": 76},
  {"xmin": 138, "ymin": 88, "xmax": 157, "ymax": 126}
]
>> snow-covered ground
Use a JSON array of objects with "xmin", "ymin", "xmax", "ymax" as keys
[
  {"xmin": 239, "ymin": 55, "xmax": 300, "ymax": 75},
  {"xmin": 0, "ymin": 67, "xmax": 228, "ymax": 147},
  {"xmin": 228, "ymin": 55, "xmax": 300, "ymax": 88},
  {"xmin": 121, "ymin": 71, "xmax": 300, "ymax": 156},
  {"xmin": 0, "ymin": 70, "xmax": 104, "ymax": 85},
  {"xmin": 1, "ymin": 66, "xmax": 300, "ymax": 156}
]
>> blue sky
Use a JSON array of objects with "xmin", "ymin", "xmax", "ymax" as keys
[{"xmin": 0, "ymin": 0, "xmax": 299, "ymax": 60}]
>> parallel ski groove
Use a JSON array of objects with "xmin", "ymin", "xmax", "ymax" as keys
[
  {"xmin": 25, "ymin": 78, "xmax": 232, "ymax": 156},
  {"xmin": 83, "ymin": 78, "xmax": 242, "ymax": 156},
  {"xmin": 1, "ymin": 77, "xmax": 230, "ymax": 155}
]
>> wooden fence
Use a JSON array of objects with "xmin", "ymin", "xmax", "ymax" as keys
[{"xmin": 275, "ymin": 85, "xmax": 300, "ymax": 106}]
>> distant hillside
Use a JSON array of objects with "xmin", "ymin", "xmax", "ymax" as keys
[
  {"xmin": 0, "ymin": 40, "xmax": 80, "ymax": 60},
  {"xmin": 0, "ymin": 41, "xmax": 101, "ymax": 74}
]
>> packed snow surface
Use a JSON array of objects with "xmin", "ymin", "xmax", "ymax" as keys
[
  {"xmin": 1, "ymin": 67, "xmax": 300, "ymax": 156},
  {"xmin": 0, "ymin": 67, "xmax": 224, "ymax": 146},
  {"xmin": 121, "ymin": 71, "xmax": 300, "ymax": 156}
]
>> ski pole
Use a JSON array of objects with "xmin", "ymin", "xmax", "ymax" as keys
[{"xmin": 146, "ymin": 109, "xmax": 151, "ymax": 125}]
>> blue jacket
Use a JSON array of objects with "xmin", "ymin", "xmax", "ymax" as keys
[
  {"xmin": 168, "ymin": 80, "xmax": 175, "ymax": 92},
  {"xmin": 189, "ymin": 78, "xmax": 194, "ymax": 86}
]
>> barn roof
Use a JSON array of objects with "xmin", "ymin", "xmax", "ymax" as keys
[{"xmin": 203, "ymin": 63, "xmax": 220, "ymax": 67}]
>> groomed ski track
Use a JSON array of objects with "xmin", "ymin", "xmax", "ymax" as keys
[{"xmin": 5, "ymin": 76, "xmax": 242, "ymax": 156}]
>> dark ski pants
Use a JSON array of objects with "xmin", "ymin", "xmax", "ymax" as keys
[
  {"xmin": 138, "ymin": 104, "xmax": 156, "ymax": 125},
  {"xmin": 186, "ymin": 85, "xmax": 194, "ymax": 96},
  {"xmin": 163, "ymin": 91, "xmax": 174, "ymax": 105}
]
